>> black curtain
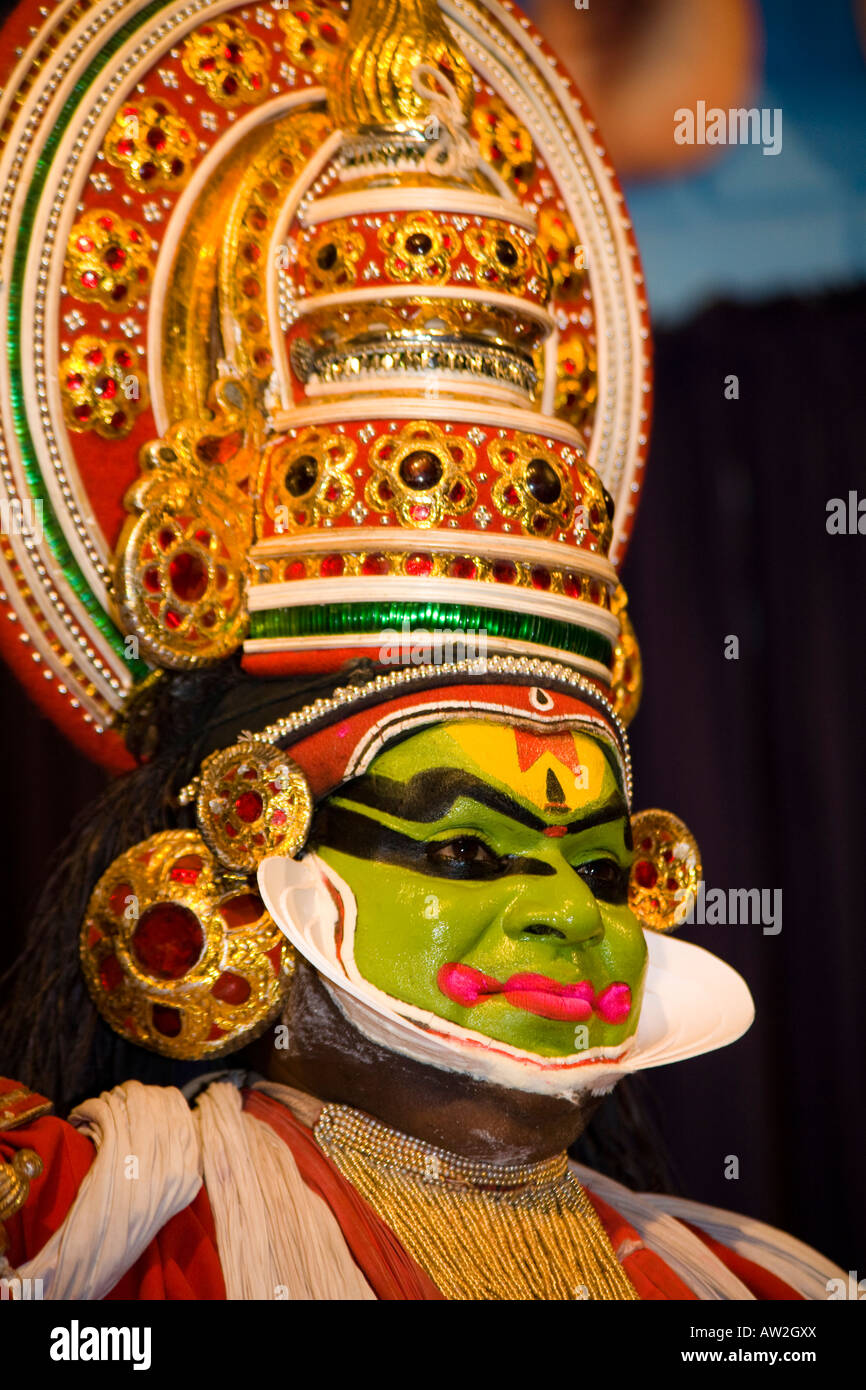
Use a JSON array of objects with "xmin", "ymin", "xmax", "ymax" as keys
[
  {"xmin": 624, "ymin": 285, "xmax": 866, "ymax": 1270},
  {"xmin": 2, "ymin": 286, "xmax": 863, "ymax": 1269}
]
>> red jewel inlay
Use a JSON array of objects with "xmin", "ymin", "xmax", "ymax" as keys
[
  {"xmin": 320, "ymin": 554, "xmax": 344, "ymax": 577},
  {"xmin": 233, "ymin": 790, "xmax": 263, "ymax": 823},
  {"xmin": 563, "ymin": 572, "xmax": 581, "ymax": 597},
  {"xmin": 406, "ymin": 553, "xmax": 433, "ymax": 576},
  {"xmin": 169, "ymin": 551, "xmax": 208, "ymax": 603},
  {"xmin": 132, "ymin": 903, "xmax": 204, "ymax": 979},
  {"xmin": 152, "ymin": 1006, "xmax": 182, "ymax": 1038},
  {"xmin": 449, "ymin": 557, "xmax": 477, "ymax": 579},
  {"xmin": 362, "ymin": 553, "xmax": 388, "ymax": 575},
  {"xmin": 109, "ymin": 883, "xmax": 134, "ymax": 915},
  {"xmin": 220, "ymin": 893, "xmax": 265, "ymax": 928},
  {"xmin": 99, "ymin": 954, "xmax": 123, "ymax": 992},
  {"xmin": 169, "ymin": 855, "xmax": 203, "ymax": 885},
  {"xmin": 211, "ymin": 972, "xmax": 251, "ymax": 1004},
  {"xmin": 634, "ymin": 860, "xmax": 658, "ymax": 889}
]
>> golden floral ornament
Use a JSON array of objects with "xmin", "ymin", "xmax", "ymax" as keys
[
  {"xmin": 61, "ymin": 337, "xmax": 149, "ymax": 438},
  {"xmin": 365, "ymin": 421, "xmax": 477, "ymax": 528},
  {"xmin": 610, "ymin": 585, "xmax": 642, "ymax": 726},
  {"xmin": 278, "ymin": 0, "xmax": 348, "ymax": 79},
  {"xmin": 114, "ymin": 381, "xmax": 261, "ymax": 667},
  {"xmin": 489, "ymin": 435, "xmax": 574, "ymax": 539},
  {"xmin": 66, "ymin": 210, "xmax": 153, "ymax": 310},
  {"xmin": 470, "ymin": 95, "xmax": 536, "ymax": 192},
  {"xmin": 103, "ymin": 98, "xmax": 195, "ymax": 193},
  {"xmin": 261, "ymin": 428, "xmax": 357, "ymax": 535},
  {"xmin": 195, "ymin": 742, "xmax": 313, "ymax": 874},
  {"xmin": 181, "ymin": 16, "xmax": 271, "ymax": 106},
  {"xmin": 378, "ymin": 212, "xmax": 460, "ymax": 285},
  {"xmin": 555, "ymin": 331, "xmax": 598, "ymax": 431},
  {"xmin": 537, "ymin": 208, "xmax": 587, "ymax": 300},
  {"xmin": 80, "ymin": 831, "xmax": 291, "ymax": 1060},
  {"xmin": 299, "ymin": 220, "xmax": 365, "ymax": 294},
  {"xmin": 463, "ymin": 223, "xmax": 549, "ymax": 299},
  {"xmin": 629, "ymin": 811, "xmax": 702, "ymax": 933}
]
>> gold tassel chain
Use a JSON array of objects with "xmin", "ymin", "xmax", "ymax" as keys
[{"xmin": 314, "ymin": 1103, "xmax": 639, "ymax": 1301}]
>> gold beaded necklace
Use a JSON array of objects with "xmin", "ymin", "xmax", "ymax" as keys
[{"xmin": 314, "ymin": 1104, "xmax": 639, "ymax": 1301}]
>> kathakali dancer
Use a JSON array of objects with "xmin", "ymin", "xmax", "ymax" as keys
[{"xmin": 0, "ymin": 0, "xmax": 843, "ymax": 1300}]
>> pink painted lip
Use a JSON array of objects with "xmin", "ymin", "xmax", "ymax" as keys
[{"xmin": 437, "ymin": 963, "xmax": 632, "ymax": 1025}]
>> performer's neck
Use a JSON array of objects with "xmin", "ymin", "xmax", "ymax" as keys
[{"xmin": 255, "ymin": 959, "xmax": 602, "ymax": 1166}]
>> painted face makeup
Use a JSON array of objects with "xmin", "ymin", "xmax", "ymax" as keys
[{"xmin": 312, "ymin": 721, "xmax": 648, "ymax": 1059}]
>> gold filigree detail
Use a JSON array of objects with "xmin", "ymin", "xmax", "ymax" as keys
[
  {"xmin": 61, "ymin": 337, "xmax": 149, "ymax": 438},
  {"xmin": 365, "ymin": 421, "xmax": 476, "ymax": 527},
  {"xmin": 115, "ymin": 379, "xmax": 261, "ymax": 667},
  {"xmin": 279, "ymin": 0, "xmax": 348, "ymax": 78},
  {"xmin": 181, "ymin": 16, "xmax": 271, "ymax": 106},
  {"xmin": 104, "ymin": 98, "xmax": 195, "ymax": 192},
  {"xmin": 629, "ymin": 811, "xmax": 702, "ymax": 933},
  {"xmin": 538, "ymin": 207, "xmax": 587, "ymax": 300},
  {"xmin": 0, "ymin": 1149, "xmax": 43, "ymax": 1253},
  {"xmin": 489, "ymin": 435, "xmax": 573, "ymax": 539},
  {"xmin": 610, "ymin": 585, "xmax": 642, "ymax": 725},
  {"xmin": 470, "ymin": 95, "xmax": 536, "ymax": 192},
  {"xmin": 66, "ymin": 210, "xmax": 153, "ymax": 310},
  {"xmin": 217, "ymin": 110, "xmax": 333, "ymax": 390},
  {"xmin": 260, "ymin": 428, "xmax": 358, "ymax": 535},
  {"xmin": 555, "ymin": 331, "xmax": 598, "ymax": 430},
  {"xmin": 573, "ymin": 461, "xmax": 613, "ymax": 556},
  {"xmin": 80, "ymin": 830, "xmax": 291, "ymax": 1060},
  {"xmin": 300, "ymin": 219, "xmax": 366, "ymax": 293},
  {"xmin": 377, "ymin": 211, "xmax": 460, "ymax": 284},
  {"xmin": 328, "ymin": 0, "xmax": 473, "ymax": 135},
  {"xmin": 196, "ymin": 742, "xmax": 312, "ymax": 873}
]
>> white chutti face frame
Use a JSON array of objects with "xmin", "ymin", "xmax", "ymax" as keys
[{"xmin": 258, "ymin": 852, "xmax": 755, "ymax": 1099}]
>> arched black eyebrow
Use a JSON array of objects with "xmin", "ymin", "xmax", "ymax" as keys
[{"xmin": 332, "ymin": 768, "xmax": 627, "ymax": 836}]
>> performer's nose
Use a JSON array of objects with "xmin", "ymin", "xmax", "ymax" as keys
[{"xmin": 499, "ymin": 862, "xmax": 604, "ymax": 946}]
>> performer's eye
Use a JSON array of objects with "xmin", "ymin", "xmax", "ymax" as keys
[
  {"xmin": 575, "ymin": 858, "xmax": 628, "ymax": 903},
  {"xmin": 427, "ymin": 835, "xmax": 503, "ymax": 878}
]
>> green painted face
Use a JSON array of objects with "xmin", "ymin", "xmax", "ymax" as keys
[{"xmin": 313, "ymin": 720, "xmax": 647, "ymax": 1058}]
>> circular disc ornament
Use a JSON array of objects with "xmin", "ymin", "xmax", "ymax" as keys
[
  {"xmin": 629, "ymin": 810, "xmax": 702, "ymax": 932},
  {"xmin": 196, "ymin": 742, "xmax": 313, "ymax": 872},
  {"xmin": 80, "ymin": 830, "xmax": 291, "ymax": 1059}
]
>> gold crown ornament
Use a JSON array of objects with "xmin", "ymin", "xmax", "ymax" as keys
[
  {"xmin": 0, "ymin": 0, "xmax": 700, "ymax": 1061},
  {"xmin": 0, "ymin": 0, "xmax": 653, "ymax": 771}
]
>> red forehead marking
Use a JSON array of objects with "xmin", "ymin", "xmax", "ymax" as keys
[
  {"xmin": 512, "ymin": 726, "xmax": 584, "ymax": 775},
  {"xmin": 543, "ymin": 826, "xmax": 568, "ymax": 837}
]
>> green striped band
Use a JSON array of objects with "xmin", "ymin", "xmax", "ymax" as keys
[{"xmin": 250, "ymin": 601, "xmax": 614, "ymax": 668}]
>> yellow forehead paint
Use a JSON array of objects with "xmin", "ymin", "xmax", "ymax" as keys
[{"xmin": 443, "ymin": 723, "xmax": 614, "ymax": 815}]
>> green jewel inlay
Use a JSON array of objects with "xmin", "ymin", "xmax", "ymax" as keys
[
  {"xmin": 6, "ymin": 0, "xmax": 172, "ymax": 683},
  {"xmin": 250, "ymin": 601, "xmax": 613, "ymax": 667}
]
